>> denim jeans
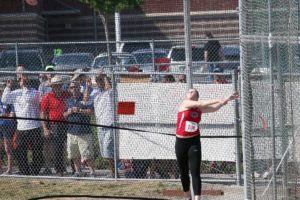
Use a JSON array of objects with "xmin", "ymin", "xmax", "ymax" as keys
[{"xmin": 208, "ymin": 64, "xmax": 217, "ymax": 82}]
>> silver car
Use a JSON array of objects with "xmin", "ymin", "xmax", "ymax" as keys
[
  {"xmin": 52, "ymin": 53, "xmax": 94, "ymax": 71},
  {"xmin": 92, "ymin": 52, "xmax": 139, "ymax": 72}
]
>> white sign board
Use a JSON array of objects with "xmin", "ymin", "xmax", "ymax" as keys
[{"xmin": 117, "ymin": 83, "xmax": 237, "ymax": 161}]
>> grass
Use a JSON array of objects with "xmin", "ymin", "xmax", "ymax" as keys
[{"xmin": 0, "ymin": 178, "xmax": 181, "ymax": 200}]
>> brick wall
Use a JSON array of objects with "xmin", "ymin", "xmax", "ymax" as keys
[
  {"xmin": 0, "ymin": 0, "xmax": 238, "ymax": 15},
  {"xmin": 140, "ymin": 0, "xmax": 238, "ymax": 13},
  {"xmin": 0, "ymin": 0, "xmax": 238, "ymax": 42}
]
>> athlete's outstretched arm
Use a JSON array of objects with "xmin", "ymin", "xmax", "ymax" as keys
[
  {"xmin": 181, "ymin": 92, "xmax": 239, "ymax": 111},
  {"xmin": 202, "ymin": 92, "xmax": 239, "ymax": 113}
]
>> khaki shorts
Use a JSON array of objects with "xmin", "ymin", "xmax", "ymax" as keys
[{"xmin": 67, "ymin": 133, "xmax": 94, "ymax": 162}]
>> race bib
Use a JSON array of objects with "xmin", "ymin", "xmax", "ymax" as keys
[{"xmin": 185, "ymin": 121, "xmax": 198, "ymax": 133}]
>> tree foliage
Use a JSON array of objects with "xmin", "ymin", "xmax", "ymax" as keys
[{"xmin": 79, "ymin": 0, "xmax": 144, "ymax": 69}]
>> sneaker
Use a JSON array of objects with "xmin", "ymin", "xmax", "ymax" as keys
[
  {"xmin": 44, "ymin": 168, "xmax": 52, "ymax": 175},
  {"xmin": 55, "ymin": 172, "xmax": 64, "ymax": 177},
  {"xmin": 262, "ymin": 171, "xmax": 271, "ymax": 179},
  {"xmin": 254, "ymin": 172, "xmax": 261, "ymax": 178},
  {"xmin": 1, "ymin": 171, "xmax": 12, "ymax": 176},
  {"xmin": 106, "ymin": 173, "xmax": 115, "ymax": 178},
  {"xmin": 89, "ymin": 172, "xmax": 96, "ymax": 178}
]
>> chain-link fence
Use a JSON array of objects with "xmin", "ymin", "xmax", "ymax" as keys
[
  {"xmin": 240, "ymin": 0, "xmax": 300, "ymax": 199},
  {"xmin": 0, "ymin": 41, "xmax": 241, "ymax": 198}
]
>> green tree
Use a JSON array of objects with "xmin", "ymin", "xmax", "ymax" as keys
[{"xmin": 79, "ymin": 0, "xmax": 144, "ymax": 68}]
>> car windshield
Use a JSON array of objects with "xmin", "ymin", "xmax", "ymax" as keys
[
  {"xmin": 134, "ymin": 52, "xmax": 167, "ymax": 64},
  {"xmin": 0, "ymin": 51, "xmax": 43, "ymax": 71},
  {"xmin": 93, "ymin": 55, "xmax": 136, "ymax": 69},
  {"xmin": 53, "ymin": 54, "xmax": 93, "ymax": 66},
  {"xmin": 171, "ymin": 47, "xmax": 204, "ymax": 61}
]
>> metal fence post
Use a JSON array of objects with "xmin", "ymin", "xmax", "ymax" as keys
[
  {"xmin": 239, "ymin": 0, "xmax": 253, "ymax": 198},
  {"xmin": 267, "ymin": 0, "xmax": 277, "ymax": 198},
  {"xmin": 183, "ymin": 0, "xmax": 193, "ymax": 89},
  {"xmin": 15, "ymin": 42, "xmax": 19, "ymax": 67},
  {"xmin": 233, "ymin": 69, "xmax": 242, "ymax": 186}
]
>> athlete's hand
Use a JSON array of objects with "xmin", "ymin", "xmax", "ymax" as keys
[{"xmin": 228, "ymin": 92, "xmax": 239, "ymax": 101}]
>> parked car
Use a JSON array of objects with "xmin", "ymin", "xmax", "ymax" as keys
[
  {"xmin": 167, "ymin": 45, "xmax": 204, "ymax": 73},
  {"xmin": 0, "ymin": 49, "xmax": 45, "ymax": 89},
  {"xmin": 92, "ymin": 52, "xmax": 140, "ymax": 72},
  {"xmin": 222, "ymin": 45, "xmax": 240, "ymax": 72},
  {"xmin": 52, "ymin": 53, "xmax": 94, "ymax": 71},
  {"xmin": 132, "ymin": 48, "xmax": 170, "ymax": 72},
  {"xmin": 119, "ymin": 42, "xmax": 153, "ymax": 53}
]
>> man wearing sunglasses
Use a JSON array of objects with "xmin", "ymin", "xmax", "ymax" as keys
[{"xmin": 63, "ymin": 81, "xmax": 95, "ymax": 177}]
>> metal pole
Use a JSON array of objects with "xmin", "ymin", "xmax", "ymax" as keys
[
  {"xmin": 112, "ymin": 70, "xmax": 118, "ymax": 180},
  {"xmin": 115, "ymin": 12, "xmax": 121, "ymax": 53},
  {"xmin": 183, "ymin": 0, "xmax": 193, "ymax": 89},
  {"xmin": 239, "ymin": 0, "xmax": 253, "ymax": 198},
  {"xmin": 275, "ymin": 44, "xmax": 288, "ymax": 190},
  {"xmin": 15, "ymin": 43, "xmax": 19, "ymax": 67},
  {"xmin": 267, "ymin": 0, "xmax": 277, "ymax": 198},
  {"xmin": 233, "ymin": 69, "xmax": 242, "ymax": 186}
]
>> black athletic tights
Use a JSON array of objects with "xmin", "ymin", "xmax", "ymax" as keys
[{"xmin": 175, "ymin": 135, "xmax": 201, "ymax": 196}]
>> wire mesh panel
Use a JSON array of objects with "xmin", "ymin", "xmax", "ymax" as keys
[
  {"xmin": 0, "ymin": 41, "xmax": 241, "ymax": 198},
  {"xmin": 240, "ymin": 0, "xmax": 299, "ymax": 199}
]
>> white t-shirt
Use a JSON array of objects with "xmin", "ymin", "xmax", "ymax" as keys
[
  {"xmin": 2, "ymin": 87, "xmax": 41, "ymax": 131},
  {"xmin": 90, "ymin": 88, "xmax": 114, "ymax": 126}
]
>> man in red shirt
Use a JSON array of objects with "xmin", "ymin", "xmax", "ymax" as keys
[{"xmin": 40, "ymin": 75, "xmax": 70, "ymax": 176}]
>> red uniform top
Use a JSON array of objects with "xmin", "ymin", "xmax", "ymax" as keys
[
  {"xmin": 176, "ymin": 108, "xmax": 202, "ymax": 137},
  {"xmin": 40, "ymin": 91, "xmax": 70, "ymax": 122}
]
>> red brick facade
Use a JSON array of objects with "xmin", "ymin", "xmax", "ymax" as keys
[
  {"xmin": 0, "ymin": 0, "xmax": 239, "ymax": 42},
  {"xmin": 0, "ymin": 0, "xmax": 238, "ymax": 14},
  {"xmin": 141, "ymin": 0, "xmax": 238, "ymax": 13}
]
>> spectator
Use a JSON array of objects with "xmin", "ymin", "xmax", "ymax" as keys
[
  {"xmin": 16, "ymin": 64, "xmax": 40, "ymax": 89},
  {"xmin": 16, "ymin": 65, "xmax": 25, "ymax": 80},
  {"xmin": 2, "ymin": 76, "xmax": 43, "ymax": 175},
  {"xmin": 204, "ymin": 31, "xmax": 223, "ymax": 81},
  {"xmin": 86, "ymin": 73, "xmax": 115, "ymax": 178},
  {"xmin": 213, "ymin": 67, "xmax": 229, "ymax": 84},
  {"xmin": 40, "ymin": 75, "xmax": 70, "ymax": 176},
  {"xmin": 0, "ymin": 84, "xmax": 16, "ymax": 175},
  {"xmin": 63, "ymin": 81, "xmax": 95, "ymax": 177},
  {"xmin": 161, "ymin": 75, "xmax": 176, "ymax": 83},
  {"xmin": 71, "ymin": 68, "xmax": 93, "ymax": 94},
  {"xmin": 178, "ymin": 74, "xmax": 187, "ymax": 83},
  {"xmin": 38, "ymin": 64, "xmax": 55, "ymax": 97}
]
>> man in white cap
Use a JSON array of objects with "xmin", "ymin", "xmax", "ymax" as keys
[
  {"xmin": 40, "ymin": 75, "xmax": 70, "ymax": 176},
  {"xmin": 2, "ymin": 75, "xmax": 43, "ymax": 175}
]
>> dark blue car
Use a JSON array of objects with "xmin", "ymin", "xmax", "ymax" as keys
[{"xmin": 222, "ymin": 45, "xmax": 240, "ymax": 71}]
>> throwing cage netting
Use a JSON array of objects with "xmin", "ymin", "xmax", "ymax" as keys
[
  {"xmin": 240, "ymin": 0, "xmax": 300, "ymax": 199},
  {"xmin": 0, "ymin": 0, "xmax": 246, "ymax": 199}
]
